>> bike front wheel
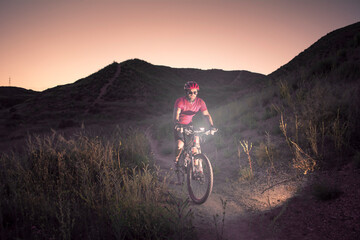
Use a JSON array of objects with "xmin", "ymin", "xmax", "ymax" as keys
[{"xmin": 187, "ymin": 154, "xmax": 213, "ymax": 204}]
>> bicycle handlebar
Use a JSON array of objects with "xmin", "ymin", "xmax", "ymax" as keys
[{"xmin": 176, "ymin": 125, "xmax": 218, "ymax": 136}]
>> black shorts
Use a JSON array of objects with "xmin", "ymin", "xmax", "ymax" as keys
[{"xmin": 174, "ymin": 123, "xmax": 193, "ymax": 143}]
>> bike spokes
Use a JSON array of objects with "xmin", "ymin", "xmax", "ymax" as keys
[{"xmin": 187, "ymin": 154, "xmax": 213, "ymax": 204}]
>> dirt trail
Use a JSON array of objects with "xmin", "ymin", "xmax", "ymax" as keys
[
  {"xmin": 147, "ymin": 130, "xmax": 277, "ymax": 240},
  {"xmin": 86, "ymin": 64, "xmax": 121, "ymax": 114}
]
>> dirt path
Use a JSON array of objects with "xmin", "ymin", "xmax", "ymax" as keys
[
  {"xmin": 146, "ymin": 130, "xmax": 278, "ymax": 240},
  {"xmin": 86, "ymin": 64, "xmax": 121, "ymax": 114}
]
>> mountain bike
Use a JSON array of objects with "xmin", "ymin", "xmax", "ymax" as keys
[{"xmin": 175, "ymin": 125, "xmax": 217, "ymax": 204}]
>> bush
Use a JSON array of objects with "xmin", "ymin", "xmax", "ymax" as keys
[{"xmin": 0, "ymin": 129, "xmax": 192, "ymax": 239}]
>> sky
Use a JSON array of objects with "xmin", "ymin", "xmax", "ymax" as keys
[{"xmin": 0, "ymin": 0, "xmax": 359, "ymax": 91}]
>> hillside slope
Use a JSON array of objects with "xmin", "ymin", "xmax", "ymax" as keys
[
  {"xmin": 270, "ymin": 21, "xmax": 360, "ymax": 82},
  {"xmin": 0, "ymin": 87, "xmax": 39, "ymax": 109}
]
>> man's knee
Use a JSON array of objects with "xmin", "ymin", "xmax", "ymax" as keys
[
  {"xmin": 175, "ymin": 140, "xmax": 184, "ymax": 161},
  {"xmin": 177, "ymin": 140, "xmax": 184, "ymax": 149}
]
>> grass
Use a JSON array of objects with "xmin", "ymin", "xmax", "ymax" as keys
[
  {"xmin": 239, "ymin": 140, "xmax": 254, "ymax": 178},
  {"xmin": 238, "ymin": 167, "xmax": 254, "ymax": 181},
  {"xmin": 274, "ymin": 72, "xmax": 358, "ymax": 172},
  {"xmin": 0, "ymin": 127, "xmax": 193, "ymax": 240},
  {"xmin": 254, "ymin": 136, "xmax": 277, "ymax": 171}
]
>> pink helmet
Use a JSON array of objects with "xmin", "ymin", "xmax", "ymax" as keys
[{"xmin": 184, "ymin": 81, "xmax": 200, "ymax": 91}]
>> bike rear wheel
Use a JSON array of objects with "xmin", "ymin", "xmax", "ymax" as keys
[{"xmin": 187, "ymin": 154, "xmax": 213, "ymax": 204}]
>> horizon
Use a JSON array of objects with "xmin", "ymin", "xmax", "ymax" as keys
[{"xmin": 1, "ymin": 0, "xmax": 360, "ymax": 91}]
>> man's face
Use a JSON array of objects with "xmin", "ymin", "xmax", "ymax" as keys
[{"xmin": 187, "ymin": 89, "xmax": 198, "ymax": 102}]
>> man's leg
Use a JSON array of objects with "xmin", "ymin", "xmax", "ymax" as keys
[
  {"xmin": 174, "ymin": 140, "xmax": 184, "ymax": 185},
  {"xmin": 175, "ymin": 140, "xmax": 184, "ymax": 163},
  {"xmin": 193, "ymin": 136, "xmax": 203, "ymax": 174}
]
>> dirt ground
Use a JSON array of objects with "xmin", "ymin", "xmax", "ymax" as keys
[{"xmin": 148, "ymin": 131, "xmax": 360, "ymax": 240}]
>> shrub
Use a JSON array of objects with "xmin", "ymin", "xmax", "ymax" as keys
[
  {"xmin": 238, "ymin": 167, "xmax": 254, "ymax": 181},
  {"xmin": 0, "ymin": 128, "xmax": 192, "ymax": 239}
]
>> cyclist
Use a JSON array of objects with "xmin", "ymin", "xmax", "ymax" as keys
[{"xmin": 173, "ymin": 81, "xmax": 216, "ymax": 171}]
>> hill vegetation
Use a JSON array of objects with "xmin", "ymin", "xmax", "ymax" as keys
[
  {"xmin": 270, "ymin": 21, "xmax": 360, "ymax": 170},
  {"xmin": 0, "ymin": 87, "xmax": 39, "ymax": 109}
]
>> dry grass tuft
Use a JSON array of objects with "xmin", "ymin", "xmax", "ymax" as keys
[{"xmin": 0, "ymin": 128, "xmax": 192, "ymax": 239}]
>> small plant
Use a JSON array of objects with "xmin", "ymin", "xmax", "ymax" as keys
[
  {"xmin": 164, "ymin": 192, "xmax": 194, "ymax": 240},
  {"xmin": 213, "ymin": 197, "xmax": 228, "ymax": 240},
  {"xmin": 278, "ymin": 80, "xmax": 292, "ymax": 107},
  {"xmin": 280, "ymin": 113, "xmax": 316, "ymax": 174},
  {"xmin": 239, "ymin": 140, "xmax": 253, "ymax": 177},
  {"xmin": 238, "ymin": 167, "xmax": 254, "ymax": 181},
  {"xmin": 331, "ymin": 109, "xmax": 348, "ymax": 153},
  {"xmin": 265, "ymin": 132, "xmax": 276, "ymax": 172},
  {"xmin": 254, "ymin": 142, "xmax": 268, "ymax": 167},
  {"xmin": 254, "ymin": 133, "xmax": 277, "ymax": 172}
]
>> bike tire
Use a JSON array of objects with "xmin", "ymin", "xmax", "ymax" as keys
[{"xmin": 187, "ymin": 153, "xmax": 213, "ymax": 204}]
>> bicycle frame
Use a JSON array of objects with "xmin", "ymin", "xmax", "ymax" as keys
[
  {"xmin": 176, "ymin": 125, "xmax": 216, "ymax": 204},
  {"xmin": 179, "ymin": 127, "xmax": 203, "ymax": 164},
  {"xmin": 178, "ymin": 126, "xmax": 214, "ymax": 178}
]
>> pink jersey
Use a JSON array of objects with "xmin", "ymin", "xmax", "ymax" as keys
[{"xmin": 174, "ymin": 96, "xmax": 207, "ymax": 125}]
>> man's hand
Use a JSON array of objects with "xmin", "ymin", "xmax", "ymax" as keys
[
  {"xmin": 174, "ymin": 124, "xmax": 183, "ymax": 132},
  {"xmin": 210, "ymin": 126, "xmax": 218, "ymax": 135}
]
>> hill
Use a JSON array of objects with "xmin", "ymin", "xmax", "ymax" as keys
[
  {"xmin": 270, "ymin": 21, "xmax": 360, "ymax": 82},
  {"xmin": 0, "ymin": 59, "xmax": 266, "ymax": 150},
  {"xmin": 0, "ymin": 87, "xmax": 39, "ymax": 109},
  {"xmin": 1, "ymin": 21, "xmax": 360, "ymax": 240},
  {"xmin": 258, "ymin": 22, "xmax": 360, "ymax": 240},
  {"xmin": 268, "ymin": 22, "xmax": 360, "ymax": 154}
]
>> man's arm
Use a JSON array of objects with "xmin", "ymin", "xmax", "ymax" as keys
[
  {"xmin": 202, "ymin": 110, "xmax": 214, "ymax": 127},
  {"xmin": 173, "ymin": 107, "xmax": 182, "ymax": 124}
]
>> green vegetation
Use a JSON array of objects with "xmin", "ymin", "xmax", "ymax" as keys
[{"xmin": 0, "ymin": 128, "xmax": 193, "ymax": 239}]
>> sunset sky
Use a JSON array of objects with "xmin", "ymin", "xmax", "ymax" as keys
[{"xmin": 1, "ymin": 0, "xmax": 359, "ymax": 91}]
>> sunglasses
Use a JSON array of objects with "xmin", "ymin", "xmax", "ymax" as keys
[{"xmin": 187, "ymin": 91, "xmax": 198, "ymax": 95}]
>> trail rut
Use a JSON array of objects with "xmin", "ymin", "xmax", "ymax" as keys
[{"xmin": 86, "ymin": 64, "xmax": 121, "ymax": 114}]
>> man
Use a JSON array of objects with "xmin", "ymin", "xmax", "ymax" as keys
[{"xmin": 173, "ymin": 81, "xmax": 216, "ymax": 167}]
